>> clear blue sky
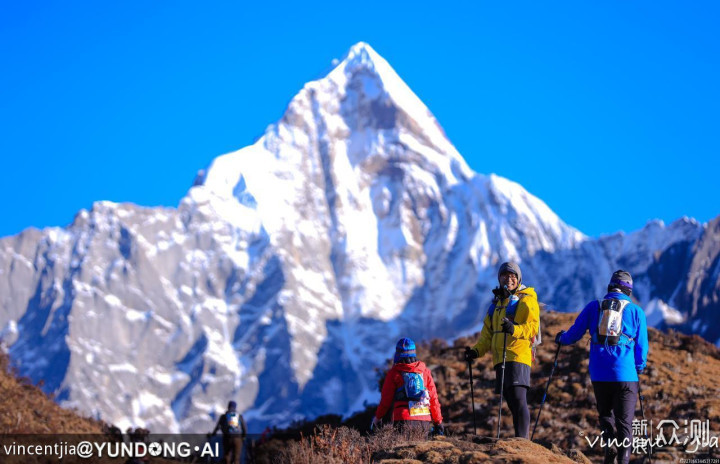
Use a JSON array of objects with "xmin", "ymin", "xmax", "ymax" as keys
[{"xmin": 2, "ymin": 1, "xmax": 719, "ymax": 239}]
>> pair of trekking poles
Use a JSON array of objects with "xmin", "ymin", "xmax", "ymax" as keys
[
  {"xmin": 466, "ymin": 339, "xmax": 652, "ymax": 463},
  {"xmin": 466, "ymin": 333, "xmax": 558, "ymax": 440}
]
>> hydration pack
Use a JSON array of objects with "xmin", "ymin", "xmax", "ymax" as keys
[
  {"xmin": 226, "ymin": 411, "xmax": 241, "ymax": 433},
  {"xmin": 395, "ymin": 372, "xmax": 426, "ymax": 401},
  {"xmin": 594, "ymin": 298, "xmax": 632, "ymax": 346}
]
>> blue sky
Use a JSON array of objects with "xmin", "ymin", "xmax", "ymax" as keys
[{"xmin": 1, "ymin": 1, "xmax": 718, "ymax": 238}]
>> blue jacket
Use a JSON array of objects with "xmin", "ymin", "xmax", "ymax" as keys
[{"xmin": 559, "ymin": 292, "xmax": 648, "ymax": 382}]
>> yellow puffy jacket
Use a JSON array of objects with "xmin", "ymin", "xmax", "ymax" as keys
[{"xmin": 471, "ymin": 286, "xmax": 540, "ymax": 367}]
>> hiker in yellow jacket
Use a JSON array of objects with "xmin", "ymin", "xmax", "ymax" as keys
[{"xmin": 465, "ymin": 262, "xmax": 539, "ymax": 438}]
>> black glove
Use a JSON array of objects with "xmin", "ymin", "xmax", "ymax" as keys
[
  {"xmin": 431, "ymin": 423, "xmax": 445, "ymax": 436},
  {"xmin": 492, "ymin": 286, "xmax": 510, "ymax": 300},
  {"xmin": 555, "ymin": 330, "xmax": 566, "ymax": 345},
  {"xmin": 464, "ymin": 347, "xmax": 479, "ymax": 362},
  {"xmin": 501, "ymin": 317, "xmax": 515, "ymax": 335},
  {"xmin": 636, "ymin": 366, "xmax": 645, "ymax": 375}
]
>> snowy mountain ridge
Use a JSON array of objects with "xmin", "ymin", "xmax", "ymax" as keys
[{"xmin": 0, "ymin": 42, "xmax": 716, "ymax": 433}]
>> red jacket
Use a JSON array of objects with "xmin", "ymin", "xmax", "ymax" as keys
[{"xmin": 374, "ymin": 361, "xmax": 443, "ymax": 423}]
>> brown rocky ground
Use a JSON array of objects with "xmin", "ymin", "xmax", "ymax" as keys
[
  {"xmin": 258, "ymin": 423, "xmax": 591, "ymax": 464},
  {"xmin": 257, "ymin": 310, "xmax": 720, "ymax": 463},
  {"xmin": 371, "ymin": 435, "xmax": 592, "ymax": 464}
]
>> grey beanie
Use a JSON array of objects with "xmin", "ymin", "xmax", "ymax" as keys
[
  {"xmin": 498, "ymin": 262, "xmax": 522, "ymax": 284},
  {"xmin": 609, "ymin": 270, "xmax": 633, "ymax": 291}
]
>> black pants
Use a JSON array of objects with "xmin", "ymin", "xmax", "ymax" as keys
[
  {"xmin": 495, "ymin": 362, "xmax": 531, "ymax": 439},
  {"xmin": 503, "ymin": 386, "xmax": 530, "ymax": 438},
  {"xmin": 592, "ymin": 381, "xmax": 638, "ymax": 464}
]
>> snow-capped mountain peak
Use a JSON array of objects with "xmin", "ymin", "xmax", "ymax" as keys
[
  {"xmin": 173, "ymin": 44, "xmax": 589, "ymax": 426},
  {"xmin": 337, "ymin": 41, "xmax": 383, "ymax": 73}
]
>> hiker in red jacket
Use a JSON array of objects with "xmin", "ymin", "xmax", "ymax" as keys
[{"xmin": 372, "ymin": 338, "xmax": 444, "ymax": 435}]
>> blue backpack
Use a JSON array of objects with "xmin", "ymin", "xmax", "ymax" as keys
[{"xmin": 395, "ymin": 372, "xmax": 426, "ymax": 401}]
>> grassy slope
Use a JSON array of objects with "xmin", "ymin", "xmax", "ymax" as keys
[{"xmin": 0, "ymin": 352, "xmax": 103, "ymax": 434}]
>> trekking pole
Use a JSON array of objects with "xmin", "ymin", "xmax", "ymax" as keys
[
  {"xmin": 638, "ymin": 377, "xmax": 652, "ymax": 464},
  {"xmin": 467, "ymin": 358, "xmax": 477, "ymax": 435},
  {"xmin": 496, "ymin": 332, "xmax": 508, "ymax": 439},
  {"xmin": 531, "ymin": 343, "xmax": 561, "ymax": 440}
]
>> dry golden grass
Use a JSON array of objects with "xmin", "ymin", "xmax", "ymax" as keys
[
  {"xmin": 0, "ymin": 352, "xmax": 103, "ymax": 434},
  {"xmin": 257, "ymin": 424, "xmax": 590, "ymax": 464}
]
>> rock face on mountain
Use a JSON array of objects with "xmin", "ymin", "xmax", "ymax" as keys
[
  {"xmin": 0, "ymin": 42, "xmax": 717, "ymax": 432},
  {"xmin": 674, "ymin": 216, "xmax": 720, "ymax": 344}
]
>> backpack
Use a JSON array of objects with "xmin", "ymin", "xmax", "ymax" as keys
[
  {"xmin": 488, "ymin": 292, "xmax": 542, "ymax": 361},
  {"xmin": 226, "ymin": 411, "xmax": 241, "ymax": 433},
  {"xmin": 594, "ymin": 298, "xmax": 633, "ymax": 346},
  {"xmin": 395, "ymin": 372, "xmax": 426, "ymax": 401}
]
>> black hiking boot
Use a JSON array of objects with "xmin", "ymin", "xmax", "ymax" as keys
[
  {"xmin": 603, "ymin": 445, "xmax": 617, "ymax": 464},
  {"xmin": 617, "ymin": 445, "xmax": 631, "ymax": 464}
]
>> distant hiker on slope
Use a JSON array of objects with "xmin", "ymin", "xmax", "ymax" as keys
[
  {"xmin": 555, "ymin": 270, "xmax": 649, "ymax": 464},
  {"xmin": 464, "ymin": 261, "xmax": 539, "ymax": 438},
  {"xmin": 373, "ymin": 338, "xmax": 445, "ymax": 436},
  {"xmin": 209, "ymin": 400, "xmax": 247, "ymax": 464}
]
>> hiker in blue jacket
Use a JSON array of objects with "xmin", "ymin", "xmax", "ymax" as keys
[{"xmin": 555, "ymin": 270, "xmax": 648, "ymax": 464}]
